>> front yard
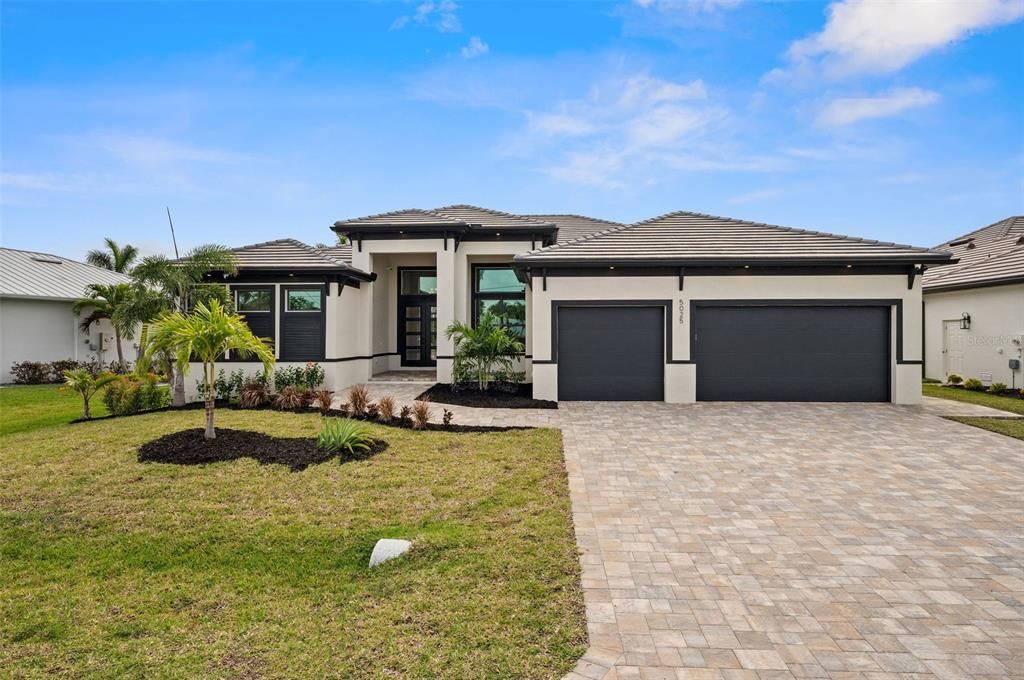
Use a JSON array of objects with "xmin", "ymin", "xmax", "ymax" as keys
[
  {"xmin": 923, "ymin": 383, "xmax": 1024, "ymax": 441},
  {"xmin": 0, "ymin": 384, "xmax": 109, "ymax": 436},
  {"xmin": 0, "ymin": 410, "xmax": 585, "ymax": 678},
  {"xmin": 923, "ymin": 382, "xmax": 1024, "ymax": 415}
]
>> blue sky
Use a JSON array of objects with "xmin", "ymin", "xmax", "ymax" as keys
[{"xmin": 2, "ymin": 1, "xmax": 1022, "ymax": 259}]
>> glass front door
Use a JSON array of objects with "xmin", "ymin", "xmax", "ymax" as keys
[{"xmin": 398, "ymin": 269, "xmax": 437, "ymax": 367}]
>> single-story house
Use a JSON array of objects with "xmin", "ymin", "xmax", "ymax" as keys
[
  {"xmin": 198, "ymin": 205, "xmax": 954, "ymax": 404},
  {"xmin": 0, "ymin": 247, "xmax": 134, "ymax": 383},
  {"xmin": 923, "ymin": 216, "xmax": 1024, "ymax": 388}
]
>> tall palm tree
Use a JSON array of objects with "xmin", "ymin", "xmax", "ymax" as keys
[
  {"xmin": 73, "ymin": 282, "xmax": 138, "ymax": 367},
  {"xmin": 133, "ymin": 244, "xmax": 239, "ymax": 405},
  {"xmin": 86, "ymin": 238, "xmax": 139, "ymax": 274},
  {"xmin": 145, "ymin": 299, "xmax": 274, "ymax": 439}
]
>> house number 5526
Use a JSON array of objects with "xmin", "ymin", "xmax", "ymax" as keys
[{"xmin": 678, "ymin": 299, "xmax": 685, "ymax": 324}]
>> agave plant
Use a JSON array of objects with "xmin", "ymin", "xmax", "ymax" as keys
[
  {"xmin": 144, "ymin": 299, "xmax": 274, "ymax": 439},
  {"xmin": 317, "ymin": 418, "xmax": 376, "ymax": 456}
]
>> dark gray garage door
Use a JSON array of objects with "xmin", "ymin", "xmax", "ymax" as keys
[
  {"xmin": 693, "ymin": 305, "xmax": 890, "ymax": 402},
  {"xmin": 557, "ymin": 306, "xmax": 664, "ymax": 401}
]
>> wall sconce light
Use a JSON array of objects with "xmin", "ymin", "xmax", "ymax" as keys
[{"xmin": 960, "ymin": 312, "xmax": 971, "ymax": 330}]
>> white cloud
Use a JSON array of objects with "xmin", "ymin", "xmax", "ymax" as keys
[
  {"xmin": 619, "ymin": 74, "xmax": 707, "ymax": 105},
  {"xmin": 816, "ymin": 87, "xmax": 940, "ymax": 126},
  {"xmin": 626, "ymin": 105, "xmax": 718, "ymax": 147},
  {"xmin": 460, "ymin": 36, "xmax": 489, "ymax": 59},
  {"xmin": 632, "ymin": 0, "xmax": 744, "ymax": 13},
  {"xmin": 729, "ymin": 188, "xmax": 782, "ymax": 204},
  {"xmin": 392, "ymin": 0, "xmax": 462, "ymax": 33},
  {"xmin": 512, "ymin": 72, "xmax": 774, "ymax": 187},
  {"xmin": 777, "ymin": 0, "xmax": 1024, "ymax": 79},
  {"xmin": 1, "ymin": 172, "xmax": 64, "ymax": 191},
  {"xmin": 529, "ymin": 112, "xmax": 596, "ymax": 136}
]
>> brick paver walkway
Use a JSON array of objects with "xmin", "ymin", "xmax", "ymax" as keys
[{"xmin": 336, "ymin": 381, "xmax": 1024, "ymax": 679}]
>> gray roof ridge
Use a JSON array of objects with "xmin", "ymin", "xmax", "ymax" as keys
[
  {"xmin": 519, "ymin": 220, "xmax": 642, "ymax": 255},
  {"xmin": 524, "ymin": 213, "xmax": 626, "ymax": 227},
  {"xmin": 935, "ymin": 215, "xmax": 1024, "ymax": 247},
  {"xmin": 633, "ymin": 210, "xmax": 945, "ymax": 255},
  {"xmin": 232, "ymin": 237, "xmax": 365, "ymax": 271},
  {"xmin": 433, "ymin": 204, "xmax": 556, "ymax": 227},
  {"xmin": 335, "ymin": 207, "xmax": 466, "ymax": 225}
]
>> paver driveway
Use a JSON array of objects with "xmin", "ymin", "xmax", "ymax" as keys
[{"xmin": 559, "ymin": 403, "xmax": 1024, "ymax": 680}]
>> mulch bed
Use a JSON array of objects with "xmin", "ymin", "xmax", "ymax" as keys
[
  {"xmin": 416, "ymin": 383, "xmax": 557, "ymax": 409},
  {"xmin": 137, "ymin": 428, "xmax": 388, "ymax": 472}
]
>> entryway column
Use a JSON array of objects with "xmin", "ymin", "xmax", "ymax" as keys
[{"xmin": 435, "ymin": 246, "xmax": 456, "ymax": 382}]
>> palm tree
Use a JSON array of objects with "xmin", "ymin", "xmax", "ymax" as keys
[
  {"xmin": 86, "ymin": 238, "xmax": 139, "ymax": 273},
  {"xmin": 62, "ymin": 369, "xmax": 118, "ymax": 419},
  {"xmin": 132, "ymin": 244, "xmax": 239, "ymax": 405},
  {"xmin": 73, "ymin": 282, "xmax": 138, "ymax": 367},
  {"xmin": 145, "ymin": 299, "xmax": 274, "ymax": 439},
  {"xmin": 445, "ymin": 312, "xmax": 525, "ymax": 391}
]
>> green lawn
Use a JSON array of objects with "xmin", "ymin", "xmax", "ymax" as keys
[
  {"xmin": 922, "ymin": 383, "xmax": 1024, "ymax": 416},
  {"xmin": 946, "ymin": 416, "xmax": 1024, "ymax": 441},
  {"xmin": 0, "ymin": 384, "xmax": 109, "ymax": 436},
  {"xmin": 0, "ymin": 410, "xmax": 585, "ymax": 678}
]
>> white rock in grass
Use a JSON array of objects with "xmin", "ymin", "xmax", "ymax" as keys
[{"xmin": 369, "ymin": 539, "xmax": 412, "ymax": 567}]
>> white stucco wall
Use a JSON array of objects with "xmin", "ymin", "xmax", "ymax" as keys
[
  {"xmin": 528, "ymin": 273, "xmax": 924, "ymax": 404},
  {"xmin": 350, "ymin": 238, "xmax": 530, "ymax": 384},
  {"xmin": 923, "ymin": 283, "xmax": 1024, "ymax": 387},
  {"xmin": 0, "ymin": 296, "xmax": 132, "ymax": 383}
]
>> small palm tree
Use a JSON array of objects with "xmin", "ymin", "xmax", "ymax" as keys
[
  {"xmin": 86, "ymin": 237, "xmax": 139, "ymax": 274},
  {"xmin": 445, "ymin": 312, "xmax": 524, "ymax": 391},
  {"xmin": 146, "ymin": 299, "xmax": 274, "ymax": 439},
  {"xmin": 132, "ymin": 244, "xmax": 239, "ymax": 406},
  {"xmin": 62, "ymin": 369, "xmax": 118, "ymax": 419},
  {"xmin": 73, "ymin": 282, "xmax": 137, "ymax": 367}
]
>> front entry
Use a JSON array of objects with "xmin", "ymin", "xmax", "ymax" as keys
[{"xmin": 398, "ymin": 269, "xmax": 437, "ymax": 367}]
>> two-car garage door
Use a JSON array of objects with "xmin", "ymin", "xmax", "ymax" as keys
[
  {"xmin": 555, "ymin": 303, "xmax": 891, "ymax": 402},
  {"xmin": 692, "ymin": 305, "xmax": 890, "ymax": 402}
]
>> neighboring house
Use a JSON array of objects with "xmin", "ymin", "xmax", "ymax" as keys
[
  {"xmin": 923, "ymin": 216, "xmax": 1024, "ymax": 388},
  {"xmin": 0, "ymin": 247, "xmax": 134, "ymax": 383},
  {"xmin": 198, "ymin": 205, "xmax": 953, "ymax": 404}
]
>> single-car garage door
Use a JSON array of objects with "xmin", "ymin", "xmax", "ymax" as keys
[
  {"xmin": 693, "ymin": 304, "xmax": 890, "ymax": 402},
  {"xmin": 557, "ymin": 306, "xmax": 664, "ymax": 400}
]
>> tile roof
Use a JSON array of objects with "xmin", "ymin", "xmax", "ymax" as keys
[
  {"xmin": 526, "ymin": 214, "xmax": 626, "ymax": 244},
  {"xmin": 515, "ymin": 211, "xmax": 952, "ymax": 265},
  {"xmin": 923, "ymin": 216, "xmax": 1024, "ymax": 292},
  {"xmin": 0, "ymin": 247, "xmax": 133, "ymax": 300},
  {"xmin": 333, "ymin": 205, "xmax": 557, "ymax": 233},
  {"xmin": 314, "ymin": 243, "xmax": 353, "ymax": 264},
  {"xmin": 229, "ymin": 239, "xmax": 370, "ymax": 277},
  {"xmin": 333, "ymin": 208, "xmax": 466, "ymax": 228},
  {"xmin": 432, "ymin": 205, "xmax": 555, "ymax": 230}
]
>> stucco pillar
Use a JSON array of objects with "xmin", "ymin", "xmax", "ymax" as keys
[{"xmin": 435, "ymin": 246, "xmax": 456, "ymax": 382}]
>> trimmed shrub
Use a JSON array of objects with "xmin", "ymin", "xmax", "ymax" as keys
[
  {"xmin": 988, "ymin": 382, "xmax": 1008, "ymax": 395},
  {"xmin": 102, "ymin": 374, "xmax": 169, "ymax": 416},
  {"xmin": 963, "ymin": 378, "xmax": 985, "ymax": 391},
  {"xmin": 946, "ymin": 373, "xmax": 963, "ymax": 385},
  {"xmin": 272, "ymin": 362, "xmax": 325, "ymax": 391},
  {"xmin": 214, "ymin": 369, "xmax": 246, "ymax": 402},
  {"xmin": 10, "ymin": 361, "xmax": 53, "ymax": 384}
]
